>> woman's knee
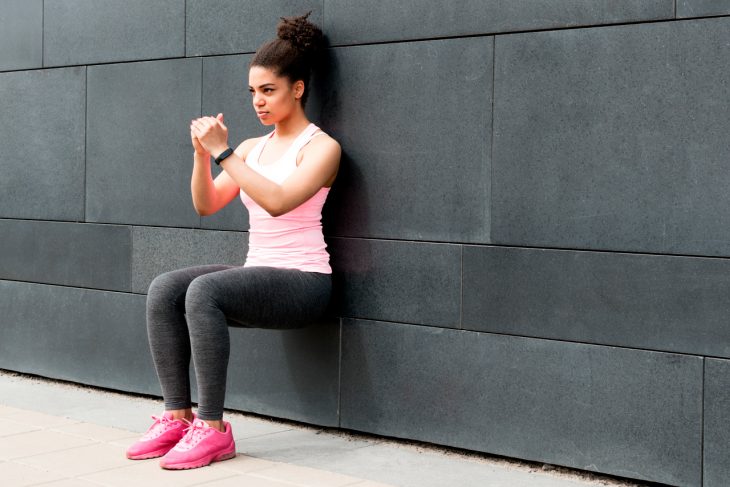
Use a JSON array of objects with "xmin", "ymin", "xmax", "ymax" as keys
[
  {"xmin": 147, "ymin": 271, "xmax": 186, "ymax": 310},
  {"xmin": 184, "ymin": 275, "xmax": 220, "ymax": 316}
]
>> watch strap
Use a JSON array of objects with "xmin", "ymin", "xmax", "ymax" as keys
[{"xmin": 214, "ymin": 147, "xmax": 234, "ymax": 165}]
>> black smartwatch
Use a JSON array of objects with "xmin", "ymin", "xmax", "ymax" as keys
[{"xmin": 214, "ymin": 147, "xmax": 234, "ymax": 165}]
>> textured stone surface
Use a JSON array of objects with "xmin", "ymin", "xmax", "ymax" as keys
[
  {"xmin": 0, "ymin": 281, "xmax": 157, "ymax": 395},
  {"xmin": 329, "ymin": 238, "xmax": 461, "ymax": 327},
  {"xmin": 462, "ymin": 245, "xmax": 730, "ymax": 357},
  {"xmin": 491, "ymin": 18, "xmax": 730, "ymax": 256},
  {"xmin": 202, "ymin": 55, "xmax": 265, "ymax": 148},
  {"xmin": 0, "ymin": 67, "xmax": 85, "ymax": 221},
  {"xmin": 44, "ymin": 0, "xmax": 184, "ymax": 66},
  {"xmin": 3, "ymin": 3, "xmax": 728, "ymax": 482},
  {"xmin": 0, "ymin": 277, "xmax": 339, "ymax": 427},
  {"xmin": 186, "ymin": 0, "xmax": 323, "ymax": 56},
  {"xmin": 677, "ymin": 0, "xmax": 730, "ymax": 17},
  {"xmin": 86, "ymin": 58, "xmax": 202, "ymax": 227},
  {"xmin": 321, "ymin": 38, "xmax": 492, "ymax": 242},
  {"xmin": 201, "ymin": 54, "xmax": 263, "ymax": 231},
  {"xmin": 340, "ymin": 320, "xmax": 702, "ymax": 486},
  {"xmin": 0, "ymin": 0, "xmax": 42, "ymax": 71},
  {"xmin": 324, "ymin": 0, "xmax": 673, "ymax": 45},
  {"xmin": 704, "ymin": 358, "xmax": 730, "ymax": 487},
  {"xmin": 0, "ymin": 220, "xmax": 131, "ymax": 292},
  {"xmin": 200, "ymin": 194, "xmax": 252, "ymax": 232},
  {"xmin": 218, "ymin": 318, "xmax": 340, "ymax": 426},
  {"xmin": 132, "ymin": 226, "xmax": 248, "ymax": 293}
]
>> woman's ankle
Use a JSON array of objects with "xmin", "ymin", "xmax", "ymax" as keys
[
  {"xmin": 202, "ymin": 419, "xmax": 225, "ymax": 432},
  {"xmin": 167, "ymin": 408, "xmax": 194, "ymax": 422}
]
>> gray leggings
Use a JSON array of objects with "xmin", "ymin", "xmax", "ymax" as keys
[{"xmin": 146, "ymin": 265, "xmax": 331, "ymax": 420}]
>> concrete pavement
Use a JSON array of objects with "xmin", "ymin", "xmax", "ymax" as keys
[{"xmin": 0, "ymin": 370, "xmax": 650, "ymax": 487}]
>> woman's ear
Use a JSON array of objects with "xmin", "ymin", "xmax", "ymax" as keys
[{"xmin": 293, "ymin": 80, "xmax": 305, "ymax": 100}]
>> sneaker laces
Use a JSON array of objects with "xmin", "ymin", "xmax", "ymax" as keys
[
  {"xmin": 174, "ymin": 420, "xmax": 211, "ymax": 451},
  {"xmin": 141, "ymin": 414, "xmax": 176, "ymax": 440}
]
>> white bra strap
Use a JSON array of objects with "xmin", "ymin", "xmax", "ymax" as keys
[
  {"xmin": 288, "ymin": 124, "xmax": 323, "ymax": 155},
  {"xmin": 246, "ymin": 130, "xmax": 274, "ymax": 166}
]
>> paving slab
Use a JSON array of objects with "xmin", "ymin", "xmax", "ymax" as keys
[
  {"xmin": 0, "ymin": 370, "xmax": 649, "ymax": 487},
  {"xmin": 0, "ymin": 460, "xmax": 67, "ymax": 486}
]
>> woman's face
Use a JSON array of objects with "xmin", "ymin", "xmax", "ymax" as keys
[{"xmin": 248, "ymin": 65, "xmax": 302, "ymax": 125}]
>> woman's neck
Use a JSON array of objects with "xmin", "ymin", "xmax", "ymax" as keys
[{"xmin": 273, "ymin": 110, "xmax": 310, "ymax": 139}]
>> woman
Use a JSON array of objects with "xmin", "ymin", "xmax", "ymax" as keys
[{"xmin": 125, "ymin": 12, "xmax": 340, "ymax": 470}]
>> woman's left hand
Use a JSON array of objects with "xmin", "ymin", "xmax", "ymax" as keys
[{"xmin": 190, "ymin": 113, "xmax": 229, "ymax": 157}]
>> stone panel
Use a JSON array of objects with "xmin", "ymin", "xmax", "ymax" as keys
[
  {"xmin": 329, "ymin": 238, "xmax": 461, "ymax": 327},
  {"xmin": 0, "ymin": 278, "xmax": 339, "ymax": 426},
  {"xmin": 340, "ymin": 320, "xmax": 702, "ymax": 486},
  {"xmin": 677, "ymin": 1, "xmax": 730, "ymax": 17},
  {"xmin": 0, "ymin": 67, "xmax": 85, "ymax": 221},
  {"xmin": 201, "ymin": 54, "xmax": 263, "ymax": 231},
  {"xmin": 200, "ymin": 195, "xmax": 252, "ymax": 232},
  {"xmin": 0, "ymin": 281, "xmax": 158, "ymax": 395},
  {"xmin": 704, "ymin": 358, "xmax": 730, "ymax": 487},
  {"xmin": 462, "ymin": 246, "xmax": 730, "ymax": 357},
  {"xmin": 86, "ymin": 58, "xmax": 202, "ymax": 227},
  {"xmin": 44, "ymin": 0, "xmax": 184, "ymax": 66},
  {"xmin": 132, "ymin": 226, "xmax": 248, "ymax": 293},
  {"xmin": 0, "ymin": 0, "xmax": 42, "ymax": 71},
  {"xmin": 324, "ymin": 0, "xmax": 673, "ymax": 45},
  {"xmin": 186, "ymin": 0, "xmax": 323, "ymax": 56},
  {"xmin": 216, "ymin": 318, "xmax": 340, "ymax": 426},
  {"xmin": 321, "ymin": 38, "xmax": 491, "ymax": 242},
  {"xmin": 0, "ymin": 219, "xmax": 131, "ymax": 292},
  {"xmin": 492, "ymin": 18, "xmax": 730, "ymax": 256}
]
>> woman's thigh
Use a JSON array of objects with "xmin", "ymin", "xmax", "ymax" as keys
[{"xmin": 188, "ymin": 266, "xmax": 332, "ymax": 329}]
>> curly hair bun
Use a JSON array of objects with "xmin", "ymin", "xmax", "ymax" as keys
[{"xmin": 277, "ymin": 12, "xmax": 324, "ymax": 56}]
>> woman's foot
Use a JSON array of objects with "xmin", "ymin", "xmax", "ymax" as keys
[
  {"xmin": 126, "ymin": 411, "xmax": 195, "ymax": 460},
  {"xmin": 159, "ymin": 418, "xmax": 236, "ymax": 469}
]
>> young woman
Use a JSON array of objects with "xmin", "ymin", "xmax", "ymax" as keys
[{"xmin": 125, "ymin": 13, "xmax": 340, "ymax": 470}]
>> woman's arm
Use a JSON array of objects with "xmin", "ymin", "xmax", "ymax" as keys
[
  {"xmin": 220, "ymin": 135, "xmax": 340, "ymax": 217},
  {"xmin": 189, "ymin": 115, "xmax": 254, "ymax": 216},
  {"xmin": 192, "ymin": 116, "xmax": 341, "ymax": 217},
  {"xmin": 190, "ymin": 151, "xmax": 242, "ymax": 216}
]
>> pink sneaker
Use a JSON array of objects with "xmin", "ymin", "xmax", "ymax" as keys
[
  {"xmin": 126, "ymin": 412, "xmax": 194, "ymax": 460},
  {"xmin": 159, "ymin": 418, "xmax": 236, "ymax": 470}
]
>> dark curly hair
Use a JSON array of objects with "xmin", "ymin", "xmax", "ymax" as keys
[{"xmin": 250, "ymin": 12, "xmax": 325, "ymax": 107}]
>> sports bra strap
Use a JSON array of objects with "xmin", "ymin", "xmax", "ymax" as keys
[
  {"xmin": 245, "ymin": 133, "xmax": 269, "ymax": 166},
  {"xmin": 287, "ymin": 123, "xmax": 322, "ymax": 156},
  {"xmin": 245, "ymin": 123, "xmax": 322, "ymax": 168}
]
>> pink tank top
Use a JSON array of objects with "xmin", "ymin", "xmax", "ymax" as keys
[{"xmin": 239, "ymin": 123, "xmax": 332, "ymax": 274}]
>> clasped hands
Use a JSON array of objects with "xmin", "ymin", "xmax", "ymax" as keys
[{"xmin": 190, "ymin": 113, "xmax": 229, "ymax": 159}]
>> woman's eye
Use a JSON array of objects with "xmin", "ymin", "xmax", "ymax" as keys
[{"xmin": 248, "ymin": 88, "xmax": 273, "ymax": 95}]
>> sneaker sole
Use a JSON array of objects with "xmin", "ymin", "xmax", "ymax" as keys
[
  {"xmin": 160, "ymin": 444, "xmax": 237, "ymax": 470},
  {"xmin": 127, "ymin": 446, "xmax": 173, "ymax": 460}
]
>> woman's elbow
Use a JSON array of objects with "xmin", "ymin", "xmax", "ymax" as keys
[
  {"xmin": 261, "ymin": 199, "xmax": 289, "ymax": 217},
  {"xmin": 193, "ymin": 202, "xmax": 214, "ymax": 216},
  {"xmin": 265, "ymin": 206, "xmax": 286, "ymax": 218}
]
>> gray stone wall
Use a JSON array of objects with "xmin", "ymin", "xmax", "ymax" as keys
[{"xmin": 1, "ymin": 2, "xmax": 729, "ymax": 485}]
